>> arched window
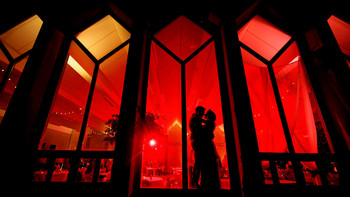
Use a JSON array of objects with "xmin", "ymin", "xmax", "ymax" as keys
[
  {"xmin": 238, "ymin": 15, "xmax": 338, "ymax": 186},
  {"xmin": 140, "ymin": 16, "xmax": 230, "ymax": 189},
  {"xmin": 0, "ymin": 15, "xmax": 43, "ymax": 124},
  {"xmin": 34, "ymin": 15, "xmax": 130, "ymax": 182}
]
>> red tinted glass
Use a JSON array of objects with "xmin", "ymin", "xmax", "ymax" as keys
[
  {"xmin": 82, "ymin": 44, "xmax": 129, "ymax": 150},
  {"xmin": 39, "ymin": 42, "xmax": 95, "ymax": 150},
  {"xmin": 186, "ymin": 42, "xmax": 230, "ymax": 189},
  {"xmin": 155, "ymin": 16, "xmax": 211, "ymax": 61},
  {"xmin": 141, "ymin": 41, "xmax": 182, "ymax": 188}
]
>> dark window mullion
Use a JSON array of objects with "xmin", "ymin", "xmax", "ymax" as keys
[
  {"xmin": 0, "ymin": 62, "xmax": 14, "ymax": 96},
  {"xmin": 240, "ymin": 41, "xmax": 270, "ymax": 65},
  {"xmin": 152, "ymin": 37, "xmax": 183, "ymax": 64},
  {"xmin": 98, "ymin": 39, "xmax": 130, "ymax": 64},
  {"xmin": 183, "ymin": 37, "xmax": 213, "ymax": 64},
  {"xmin": 181, "ymin": 62, "xmax": 188, "ymax": 190},
  {"xmin": 92, "ymin": 158, "xmax": 102, "ymax": 182},
  {"xmin": 72, "ymin": 37, "xmax": 98, "ymax": 64},
  {"xmin": 269, "ymin": 160, "xmax": 280, "ymax": 185},
  {"xmin": 76, "ymin": 61, "xmax": 100, "ymax": 151},
  {"xmin": 0, "ymin": 41, "xmax": 17, "ymax": 96},
  {"xmin": 0, "ymin": 41, "xmax": 14, "ymax": 62},
  {"xmin": 266, "ymin": 62, "xmax": 306, "ymax": 185},
  {"xmin": 270, "ymin": 38, "xmax": 294, "ymax": 64},
  {"xmin": 0, "ymin": 49, "xmax": 31, "ymax": 97},
  {"xmin": 265, "ymin": 62, "xmax": 295, "ymax": 153}
]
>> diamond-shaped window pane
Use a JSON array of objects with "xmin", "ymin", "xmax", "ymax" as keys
[
  {"xmin": 76, "ymin": 15, "xmax": 130, "ymax": 60},
  {"xmin": 0, "ymin": 15, "xmax": 43, "ymax": 59},
  {"xmin": 238, "ymin": 15, "xmax": 291, "ymax": 61},
  {"xmin": 154, "ymin": 16, "xmax": 211, "ymax": 60}
]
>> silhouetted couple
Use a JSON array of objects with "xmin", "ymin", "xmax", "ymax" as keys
[{"xmin": 189, "ymin": 106, "xmax": 220, "ymax": 190}]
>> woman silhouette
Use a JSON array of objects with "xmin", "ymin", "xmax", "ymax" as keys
[{"xmin": 200, "ymin": 109, "xmax": 221, "ymax": 190}]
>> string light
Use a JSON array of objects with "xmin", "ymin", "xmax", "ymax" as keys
[{"xmin": 52, "ymin": 107, "xmax": 84, "ymax": 116}]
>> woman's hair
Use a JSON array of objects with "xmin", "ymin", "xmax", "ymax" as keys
[{"xmin": 205, "ymin": 109, "xmax": 216, "ymax": 121}]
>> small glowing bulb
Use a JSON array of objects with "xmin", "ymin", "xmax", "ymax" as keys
[{"xmin": 149, "ymin": 139, "xmax": 156, "ymax": 146}]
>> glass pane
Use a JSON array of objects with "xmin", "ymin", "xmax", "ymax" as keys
[
  {"xmin": 141, "ymin": 41, "xmax": 182, "ymax": 189},
  {"xmin": 154, "ymin": 16, "xmax": 211, "ymax": 61},
  {"xmin": 327, "ymin": 15, "xmax": 350, "ymax": 57},
  {"xmin": 32, "ymin": 158, "xmax": 49, "ymax": 182},
  {"xmin": 0, "ymin": 15, "xmax": 43, "ymax": 59},
  {"xmin": 240, "ymin": 47, "xmax": 288, "ymax": 153},
  {"xmin": 38, "ymin": 41, "xmax": 95, "ymax": 150},
  {"xmin": 302, "ymin": 161, "xmax": 322, "ymax": 186},
  {"xmin": 82, "ymin": 44, "xmax": 129, "ymax": 150},
  {"xmin": 275, "ymin": 160, "xmax": 296, "ymax": 184},
  {"xmin": 186, "ymin": 42, "xmax": 230, "ymax": 189},
  {"xmin": 327, "ymin": 161, "xmax": 340, "ymax": 185},
  {"xmin": 238, "ymin": 15, "xmax": 291, "ymax": 61},
  {"xmin": 261, "ymin": 160, "xmax": 273, "ymax": 184},
  {"xmin": 76, "ymin": 15, "xmax": 131, "ymax": 60},
  {"xmin": 51, "ymin": 158, "xmax": 70, "ymax": 182},
  {"xmin": 0, "ymin": 55, "xmax": 29, "ymax": 124},
  {"xmin": 272, "ymin": 42, "xmax": 333, "ymax": 154},
  {"xmin": 76, "ymin": 158, "xmax": 96, "ymax": 182},
  {"xmin": 98, "ymin": 159, "xmax": 113, "ymax": 182}
]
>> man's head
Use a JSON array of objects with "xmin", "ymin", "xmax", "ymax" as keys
[{"xmin": 195, "ymin": 106, "xmax": 205, "ymax": 117}]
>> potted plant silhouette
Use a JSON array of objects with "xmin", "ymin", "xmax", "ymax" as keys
[{"xmin": 103, "ymin": 114, "xmax": 120, "ymax": 145}]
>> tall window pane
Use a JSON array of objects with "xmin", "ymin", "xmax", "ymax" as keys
[
  {"xmin": 186, "ymin": 42, "xmax": 230, "ymax": 189},
  {"xmin": 272, "ymin": 42, "xmax": 334, "ymax": 154},
  {"xmin": 240, "ymin": 47, "xmax": 287, "ymax": 152},
  {"xmin": 82, "ymin": 44, "xmax": 129, "ymax": 150},
  {"xmin": 141, "ymin": 41, "xmax": 182, "ymax": 189},
  {"xmin": 39, "ymin": 41, "xmax": 95, "ymax": 150}
]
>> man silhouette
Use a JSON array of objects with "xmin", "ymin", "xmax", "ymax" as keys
[{"xmin": 189, "ymin": 106, "xmax": 205, "ymax": 188}]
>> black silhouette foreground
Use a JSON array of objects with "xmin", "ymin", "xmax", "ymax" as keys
[{"xmin": 189, "ymin": 106, "xmax": 221, "ymax": 190}]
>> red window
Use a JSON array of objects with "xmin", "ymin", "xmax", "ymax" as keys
[
  {"xmin": 238, "ymin": 15, "xmax": 338, "ymax": 185},
  {"xmin": 35, "ymin": 15, "xmax": 130, "ymax": 183},
  {"xmin": 238, "ymin": 15, "xmax": 333, "ymax": 155},
  {"xmin": 39, "ymin": 15, "xmax": 130, "ymax": 151},
  {"xmin": 141, "ymin": 16, "xmax": 230, "ymax": 189},
  {"xmin": 0, "ymin": 15, "xmax": 43, "ymax": 124}
]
